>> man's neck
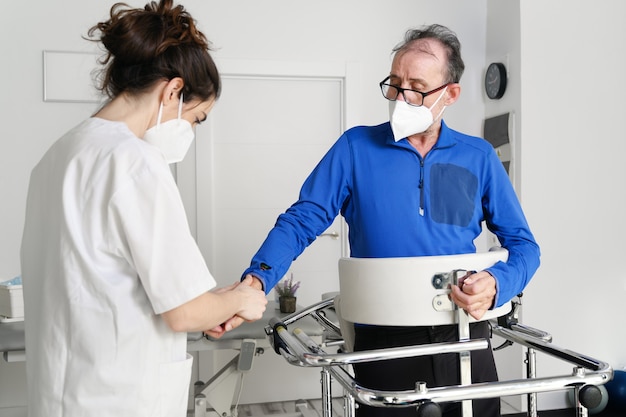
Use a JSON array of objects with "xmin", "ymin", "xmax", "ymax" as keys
[{"xmin": 407, "ymin": 126, "xmax": 440, "ymax": 157}]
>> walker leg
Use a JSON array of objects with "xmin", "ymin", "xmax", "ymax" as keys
[
  {"xmin": 456, "ymin": 271, "xmax": 473, "ymax": 417},
  {"xmin": 525, "ymin": 347, "xmax": 538, "ymax": 417},
  {"xmin": 344, "ymin": 391, "xmax": 355, "ymax": 417},
  {"xmin": 574, "ymin": 385, "xmax": 590, "ymax": 417},
  {"xmin": 321, "ymin": 367, "xmax": 333, "ymax": 417}
]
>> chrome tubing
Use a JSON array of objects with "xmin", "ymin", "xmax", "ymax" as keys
[
  {"xmin": 264, "ymin": 298, "xmax": 338, "ymax": 347},
  {"xmin": 327, "ymin": 363, "xmax": 612, "ymax": 408},
  {"xmin": 321, "ymin": 368, "xmax": 333, "ymax": 417},
  {"xmin": 286, "ymin": 331, "xmax": 489, "ymax": 367},
  {"xmin": 303, "ymin": 339, "xmax": 488, "ymax": 367},
  {"xmin": 276, "ymin": 326, "xmax": 611, "ymax": 408},
  {"xmin": 527, "ymin": 347, "xmax": 538, "ymax": 417},
  {"xmin": 311, "ymin": 309, "xmax": 341, "ymax": 337},
  {"xmin": 491, "ymin": 325, "xmax": 609, "ymax": 372},
  {"xmin": 509, "ymin": 322, "xmax": 552, "ymax": 342},
  {"xmin": 268, "ymin": 301, "xmax": 613, "ymax": 413},
  {"xmin": 280, "ymin": 298, "xmax": 335, "ymax": 327}
]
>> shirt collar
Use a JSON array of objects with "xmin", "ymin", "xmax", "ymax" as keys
[{"xmin": 386, "ymin": 119, "xmax": 457, "ymax": 150}]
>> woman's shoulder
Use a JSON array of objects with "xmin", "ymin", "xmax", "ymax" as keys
[{"xmin": 59, "ymin": 117, "xmax": 170, "ymax": 182}]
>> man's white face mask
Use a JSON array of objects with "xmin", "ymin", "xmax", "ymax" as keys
[
  {"xmin": 144, "ymin": 93, "xmax": 195, "ymax": 164},
  {"xmin": 389, "ymin": 86, "xmax": 447, "ymax": 141}
]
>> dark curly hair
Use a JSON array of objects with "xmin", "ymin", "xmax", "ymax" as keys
[{"xmin": 87, "ymin": 0, "xmax": 221, "ymax": 103}]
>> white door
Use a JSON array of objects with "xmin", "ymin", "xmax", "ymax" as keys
[{"xmin": 177, "ymin": 59, "xmax": 357, "ymax": 404}]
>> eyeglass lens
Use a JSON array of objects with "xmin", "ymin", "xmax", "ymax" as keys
[{"xmin": 381, "ymin": 84, "xmax": 425, "ymax": 106}]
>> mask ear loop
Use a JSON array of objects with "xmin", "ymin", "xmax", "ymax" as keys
[
  {"xmin": 178, "ymin": 93, "xmax": 184, "ymax": 120},
  {"xmin": 431, "ymin": 86, "xmax": 448, "ymax": 122},
  {"xmin": 155, "ymin": 102, "xmax": 164, "ymax": 128}
]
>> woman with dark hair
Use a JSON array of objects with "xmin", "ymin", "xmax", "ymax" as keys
[{"xmin": 20, "ymin": 1, "xmax": 267, "ymax": 416}]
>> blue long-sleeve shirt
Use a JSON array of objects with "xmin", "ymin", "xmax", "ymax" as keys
[{"xmin": 243, "ymin": 120, "xmax": 540, "ymax": 307}]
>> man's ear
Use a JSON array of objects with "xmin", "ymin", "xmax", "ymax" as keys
[
  {"xmin": 160, "ymin": 77, "xmax": 185, "ymax": 105},
  {"xmin": 445, "ymin": 83, "xmax": 461, "ymax": 106}
]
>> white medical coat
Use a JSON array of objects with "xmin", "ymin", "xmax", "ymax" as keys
[{"xmin": 20, "ymin": 118, "xmax": 216, "ymax": 417}]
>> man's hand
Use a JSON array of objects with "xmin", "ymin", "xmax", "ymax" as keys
[
  {"xmin": 203, "ymin": 275, "xmax": 266, "ymax": 339},
  {"xmin": 232, "ymin": 276, "xmax": 267, "ymax": 321},
  {"xmin": 449, "ymin": 271, "xmax": 496, "ymax": 320},
  {"xmin": 244, "ymin": 274, "xmax": 264, "ymax": 290}
]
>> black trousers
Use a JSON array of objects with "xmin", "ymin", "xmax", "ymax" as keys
[{"xmin": 352, "ymin": 321, "xmax": 500, "ymax": 417}]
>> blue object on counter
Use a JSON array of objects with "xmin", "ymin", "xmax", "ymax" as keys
[{"xmin": 0, "ymin": 276, "xmax": 22, "ymax": 287}]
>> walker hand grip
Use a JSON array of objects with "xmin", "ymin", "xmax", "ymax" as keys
[{"xmin": 268, "ymin": 317, "xmax": 289, "ymax": 355}]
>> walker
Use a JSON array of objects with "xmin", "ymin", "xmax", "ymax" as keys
[{"xmin": 265, "ymin": 249, "xmax": 612, "ymax": 417}]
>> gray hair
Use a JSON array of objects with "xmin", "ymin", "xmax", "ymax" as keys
[{"xmin": 393, "ymin": 24, "xmax": 465, "ymax": 84}]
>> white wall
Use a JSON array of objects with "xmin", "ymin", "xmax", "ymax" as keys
[
  {"xmin": 483, "ymin": 2, "xmax": 526, "ymax": 412},
  {"xmin": 482, "ymin": 0, "xmax": 626, "ymax": 410},
  {"xmin": 518, "ymin": 0, "xmax": 626, "ymax": 410},
  {"xmin": 10, "ymin": 0, "xmax": 626, "ymax": 413},
  {"xmin": 10, "ymin": 0, "xmax": 626, "ymax": 414},
  {"xmin": 0, "ymin": 0, "xmax": 487, "ymax": 412},
  {"xmin": 5, "ymin": 0, "xmax": 625, "ymax": 414},
  {"xmin": 0, "ymin": 1, "xmax": 490, "ymax": 296}
]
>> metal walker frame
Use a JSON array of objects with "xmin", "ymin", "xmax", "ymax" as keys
[{"xmin": 265, "ymin": 295, "xmax": 612, "ymax": 417}]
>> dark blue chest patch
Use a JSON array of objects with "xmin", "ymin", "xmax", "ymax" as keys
[{"xmin": 430, "ymin": 163, "xmax": 477, "ymax": 227}]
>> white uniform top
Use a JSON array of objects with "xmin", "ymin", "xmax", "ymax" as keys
[{"xmin": 20, "ymin": 118, "xmax": 216, "ymax": 417}]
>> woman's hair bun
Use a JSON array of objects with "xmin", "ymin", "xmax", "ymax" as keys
[
  {"xmin": 89, "ymin": 0, "xmax": 209, "ymax": 65},
  {"xmin": 87, "ymin": 0, "xmax": 220, "ymax": 101}
]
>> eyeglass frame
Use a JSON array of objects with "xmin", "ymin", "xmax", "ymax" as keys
[{"xmin": 379, "ymin": 76, "xmax": 450, "ymax": 107}]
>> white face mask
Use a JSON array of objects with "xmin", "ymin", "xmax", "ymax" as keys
[
  {"xmin": 389, "ymin": 87, "xmax": 447, "ymax": 141},
  {"xmin": 143, "ymin": 93, "xmax": 195, "ymax": 164}
]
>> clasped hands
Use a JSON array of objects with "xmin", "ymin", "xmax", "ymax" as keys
[{"xmin": 203, "ymin": 274, "xmax": 265, "ymax": 339}]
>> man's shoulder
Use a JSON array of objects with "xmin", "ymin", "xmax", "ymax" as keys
[
  {"xmin": 443, "ymin": 123, "xmax": 495, "ymax": 155},
  {"xmin": 343, "ymin": 122, "xmax": 391, "ymax": 145}
]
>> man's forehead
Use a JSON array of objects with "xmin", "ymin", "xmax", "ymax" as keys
[
  {"xmin": 402, "ymin": 38, "xmax": 444, "ymax": 60},
  {"xmin": 390, "ymin": 38, "xmax": 448, "ymax": 85}
]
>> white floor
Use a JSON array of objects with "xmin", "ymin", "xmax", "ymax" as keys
[
  {"xmin": 202, "ymin": 397, "xmax": 521, "ymax": 417},
  {"xmin": 0, "ymin": 398, "xmax": 521, "ymax": 417}
]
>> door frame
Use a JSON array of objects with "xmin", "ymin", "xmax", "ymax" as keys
[{"xmin": 176, "ymin": 58, "xmax": 361, "ymax": 266}]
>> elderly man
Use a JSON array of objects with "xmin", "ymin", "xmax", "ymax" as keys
[{"xmin": 239, "ymin": 24, "xmax": 540, "ymax": 417}]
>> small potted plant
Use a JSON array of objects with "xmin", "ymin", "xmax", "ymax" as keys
[{"xmin": 275, "ymin": 273, "xmax": 300, "ymax": 314}]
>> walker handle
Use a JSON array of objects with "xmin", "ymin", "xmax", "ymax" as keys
[{"xmin": 268, "ymin": 317, "xmax": 289, "ymax": 354}]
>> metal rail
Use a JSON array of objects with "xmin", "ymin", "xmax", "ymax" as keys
[{"xmin": 265, "ymin": 298, "xmax": 613, "ymax": 417}]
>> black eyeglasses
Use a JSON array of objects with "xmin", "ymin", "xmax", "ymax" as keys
[{"xmin": 379, "ymin": 76, "xmax": 449, "ymax": 107}]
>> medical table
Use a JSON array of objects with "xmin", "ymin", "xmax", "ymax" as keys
[
  {"xmin": 187, "ymin": 302, "xmax": 326, "ymax": 417},
  {"xmin": 0, "ymin": 302, "xmax": 325, "ymax": 417},
  {"xmin": 265, "ymin": 250, "xmax": 614, "ymax": 417},
  {"xmin": 0, "ymin": 320, "xmax": 25, "ymax": 363}
]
